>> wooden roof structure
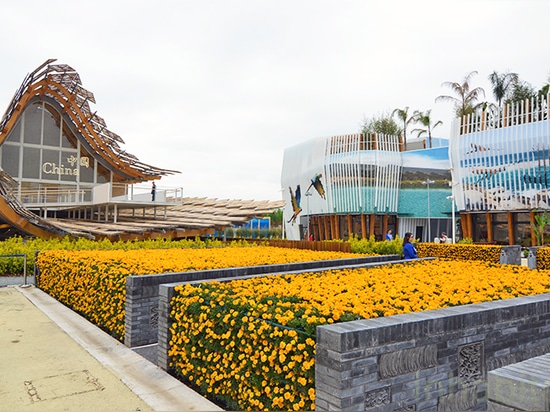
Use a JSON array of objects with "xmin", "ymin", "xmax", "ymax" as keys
[
  {"xmin": 0, "ymin": 59, "xmax": 178, "ymax": 182},
  {"xmin": 0, "ymin": 60, "xmax": 284, "ymax": 240}
]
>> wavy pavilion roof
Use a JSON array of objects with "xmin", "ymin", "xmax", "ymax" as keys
[
  {"xmin": 0, "ymin": 59, "xmax": 178, "ymax": 182},
  {"xmin": 0, "ymin": 60, "xmax": 284, "ymax": 240}
]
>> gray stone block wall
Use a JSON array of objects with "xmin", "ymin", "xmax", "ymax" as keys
[
  {"xmin": 500, "ymin": 245, "xmax": 521, "ymax": 265},
  {"xmin": 488, "ymin": 353, "xmax": 550, "ymax": 411},
  {"xmin": 316, "ymin": 293, "xmax": 550, "ymax": 411},
  {"xmin": 124, "ymin": 255, "xmax": 403, "ymax": 347}
]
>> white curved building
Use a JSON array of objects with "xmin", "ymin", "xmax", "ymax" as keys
[{"xmin": 281, "ymin": 133, "xmax": 453, "ymax": 242}]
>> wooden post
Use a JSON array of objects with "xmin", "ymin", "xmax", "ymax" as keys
[
  {"xmin": 460, "ymin": 213, "xmax": 471, "ymax": 240},
  {"xmin": 324, "ymin": 215, "xmax": 330, "ymax": 241},
  {"xmin": 507, "ymin": 212, "xmax": 514, "ymax": 246},
  {"xmin": 486, "ymin": 213, "xmax": 493, "ymax": 243},
  {"xmin": 361, "ymin": 214, "xmax": 367, "ymax": 239},
  {"xmin": 347, "ymin": 214, "xmax": 353, "ymax": 240},
  {"xmin": 332, "ymin": 215, "xmax": 340, "ymax": 240},
  {"xmin": 369, "ymin": 214, "xmax": 375, "ymax": 238}
]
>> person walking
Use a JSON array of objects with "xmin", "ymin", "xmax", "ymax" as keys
[{"xmin": 385, "ymin": 229, "xmax": 393, "ymax": 241}]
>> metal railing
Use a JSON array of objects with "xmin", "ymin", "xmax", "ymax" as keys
[{"xmin": 0, "ymin": 254, "xmax": 29, "ymax": 287}]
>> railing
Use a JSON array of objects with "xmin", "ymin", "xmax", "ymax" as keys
[
  {"xmin": 15, "ymin": 182, "xmax": 184, "ymax": 208},
  {"xmin": 459, "ymin": 94, "xmax": 550, "ymax": 135},
  {"xmin": 19, "ymin": 188, "xmax": 92, "ymax": 206},
  {"xmin": 0, "ymin": 254, "xmax": 29, "ymax": 287}
]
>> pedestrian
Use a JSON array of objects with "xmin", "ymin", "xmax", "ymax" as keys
[
  {"xmin": 385, "ymin": 229, "xmax": 393, "ymax": 241},
  {"xmin": 151, "ymin": 182, "xmax": 156, "ymax": 201},
  {"xmin": 403, "ymin": 232, "xmax": 418, "ymax": 260}
]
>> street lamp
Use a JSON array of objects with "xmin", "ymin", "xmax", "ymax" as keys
[
  {"xmin": 446, "ymin": 195, "xmax": 456, "ymax": 244},
  {"xmin": 422, "ymin": 179, "xmax": 435, "ymax": 242}
]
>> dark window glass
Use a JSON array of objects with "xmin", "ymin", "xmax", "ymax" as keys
[
  {"xmin": 491, "ymin": 213, "xmax": 509, "ymax": 244},
  {"xmin": 79, "ymin": 148, "xmax": 94, "ymax": 183},
  {"xmin": 2, "ymin": 145, "xmax": 19, "ymax": 176},
  {"xmin": 23, "ymin": 104, "xmax": 42, "ymax": 144},
  {"xmin": 43, "ymin": 109, "xmax": 60, "ymax": 147},
  {"xmin": 41, "ymin": 150, "xmax": 60, "ymax": 181},
  {"xmin": 472, "ymin": 214, "xmax": 488, "ymax": 242},
  {"xmin": 6, "ymin": 120, "xmax": 21, "ymax": 143},
  {"xmin": 97, "ymin": 162, "xmax": 110, "ymax": 184},
  {"xmin": 60, "ymin": 151, "xmax": 79, "ymax": 182},
  {"xmin": 22, "ymin": 147, "xmax": 41, "ymax": 178}
]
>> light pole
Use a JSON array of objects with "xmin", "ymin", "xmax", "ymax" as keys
[
  {"xmin": 422, "ymin": 179, "xmax": 434, "ymax": 242},
  {"xmin": 305, "ymin": 190, "xmax": 312, "ymax": 240},
  {"xmin": 446, "ymin": 195, "xmax": 456, "ymax": 243}
]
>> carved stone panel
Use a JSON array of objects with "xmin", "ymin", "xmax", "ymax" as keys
[{"xmin": 458, "ymin": 342, "xmax": 483, "ymax": 385}]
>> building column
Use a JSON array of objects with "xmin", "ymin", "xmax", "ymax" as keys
[
  {"xmin": 361, "ymin": 214, "xmax": 367, "ymax": 239},
  {"xmin": 486, "ymin": 213, "xmax": 493, "ymax": 243},
  {"xmin": 507, "ymin": 212, "xmax": 514, "ymax": 245}
]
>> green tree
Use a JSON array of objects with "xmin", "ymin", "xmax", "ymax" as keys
[
  {"xmin": 531, "ymin": 210, "xmax": 550, "ymax": 246},
  {"xmin": 435, "ymin": 71, "xmax": 485, "ymax": 118},
  {"xmin": 488, "ymin": 70, "xmax": 518, "ymax": 107},
  {"xmin": 411, "ymin": 110, "xmax": 443, "ymax": 148},
  {"xmin": 361, "ymin": 111, "xmax": 401, "ymax": 136},
  {"xmin": 391, "ymin": 106, "xmax": 416, "ymax": 151},
  {"xmin": 506, "ymin": 79, "xmax": 536, "ymax": 104}
]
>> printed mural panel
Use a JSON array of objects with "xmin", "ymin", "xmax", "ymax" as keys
[
  {"xmin": 450, "ymin": 120, "xmax": 550, "ymax": 212},
  {"xmin": 398, "ymin": 147, "xmax": 453, "ymax": 218}
]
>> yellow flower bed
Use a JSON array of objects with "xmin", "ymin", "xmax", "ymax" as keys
[
  {"xmin": 36, "ymin": 246, "xmax": 360, "ymax": 339},
  {"xmin": 169, "ymin": 259, "xmax": 550, "ymax": 411},
  {"xmin": 537, "ymin": 247, "xmax": 550, "ymax": 269},
  {"xmin": 416, "ymin": 243, "xmax": 503, "ymax": 262}
]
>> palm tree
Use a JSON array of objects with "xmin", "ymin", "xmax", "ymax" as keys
[
  {"xmin": 411, "ymin": 110, "xmax": 443, "ymax": 148},
  {"xmin": 391, "ymin": 106, "xmax": 415, "ymax": 151},
  {"xmin": 435, "ymin": 71, "xmax": 485, "ymax": 118},
  {"xmin": 488, "ymin": 70, "xmax": 518, "ymax": 106}
]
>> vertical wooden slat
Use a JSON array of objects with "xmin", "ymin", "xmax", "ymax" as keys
[
  {"xmin": 324, "ymin": 215, "xmax": 330, "ymax": 241},
  {"xmin": 369, "ymin": 213, "xmax": 375, "ymax": 238},
  {"xmin": 486, "ymin": 213, "xmax": 493, "ymax": 243},
  {"xmin": 361, "ymin": 214, "xmax": 367, "ymax": 239},
  {"xmin": 347, "ymin": 214, "xmax": 353, "ymax": 239},
  {"xmin": 507, "ymin": 212, "xmax": 514, "ymax": 246}
]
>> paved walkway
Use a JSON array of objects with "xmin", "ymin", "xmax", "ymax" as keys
[{"xmin": 0, "ymin": 285, "xmax": 222, "ymax": 411}]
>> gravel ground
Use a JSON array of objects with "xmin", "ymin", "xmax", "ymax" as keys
[{"xmin": 0, "ymin": 276, "xmax": 35, "ymax": 287}]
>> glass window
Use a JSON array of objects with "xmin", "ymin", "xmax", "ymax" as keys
[
  {"xmin": 61, "ymin": 118, "xmax": 77, "ymax": 149},
  {"xmin": 2, "ymin": 145, "xmax": 19, "ymax": 176},
  {"xmin": 6, "ymin": 120, "xmax": 21, "ymax": 143},
  {"xmin": 60, "ymin": 151, "xmax": 79, "ymax": 182},
  {"xmin": 42, "ymin": 108, "xmax": 60, "ymax": 147},
  {"xmin": 79, "ymin": 148, "xmax": 94, "ymax": 183},
  {"xmin": 515, "ymin": 212, "xmax": 532, "ymax": 246},
  {"xmin": 22, "ymin": 147, "xmax": 41, "ymax": 179},
  {"xmin": 491, "ymin": 213, "xmax": 509, "ymax": 244},
  {"xmin": 23, "ymin": 104, "xmax": 42, "ymax": 144},
  {"xmin": 41, "ymin": 149, "xmax": 60, "ymax": 181},
  {"xmin": 472, "ymin": 214, "xmax": 488, "ymax": 242},
  {"xmin": 96, "ymin": 162, "xmax": 110, "ymax": 184}
]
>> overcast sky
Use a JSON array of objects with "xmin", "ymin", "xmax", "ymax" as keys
[{"xmin": 2, "ymin": 0, "xmax": 549, "ymax": 201}]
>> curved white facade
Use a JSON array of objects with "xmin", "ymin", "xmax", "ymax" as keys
[{"xmin": 281, "ymin": 134, "xmax": 402, "ymax": 240}]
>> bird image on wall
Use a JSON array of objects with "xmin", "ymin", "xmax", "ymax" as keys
[
  {"xmin": 306, "ymin": 173, "xmax": 326, "ymax": 199},
  {"xmin": 287, "ymin": 185, "xmax": 302, "ymax": 224}
]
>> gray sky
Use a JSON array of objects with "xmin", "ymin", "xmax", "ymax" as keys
[{"xmin": 2, "ymin": 0, "xmax": 549, "ymax": 201}]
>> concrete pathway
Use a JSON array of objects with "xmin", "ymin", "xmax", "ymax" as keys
[{"xmin": 0, "ymin": 285, "xmax": 222, "ymax": 411}]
